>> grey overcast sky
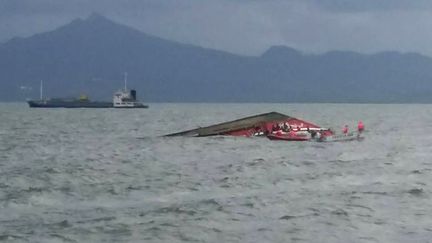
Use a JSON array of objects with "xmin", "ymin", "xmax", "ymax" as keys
[{"xmin": 1, "ymin": 0, "xmax": 432, "ymax": 56}]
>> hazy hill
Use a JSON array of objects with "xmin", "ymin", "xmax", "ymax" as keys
[{"xmin": 2, "ymin": 13, "xmax": 432, "ymax": 102}]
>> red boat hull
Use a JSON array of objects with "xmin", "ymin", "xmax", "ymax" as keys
[{"xmin": 267, "ymin": 133, "xmax": 310, "ymax": 141}]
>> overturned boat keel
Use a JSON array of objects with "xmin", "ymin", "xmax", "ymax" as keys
[{"xmin": 164, "ymin": 111, "xmax": 356, "ymax": 142}]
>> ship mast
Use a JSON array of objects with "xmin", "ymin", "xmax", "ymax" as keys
[
  {"xmin": 40, "ymin": 80, "xmax": 43, "ymax": 100},
  {"xmin": 124, "ymin": 72, "xmax": 128, "ymax": 91}
]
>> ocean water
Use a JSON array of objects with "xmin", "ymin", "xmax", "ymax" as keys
[{"xmin": 1, "ymin": 103, "xmax": 432, "ymax": 242}]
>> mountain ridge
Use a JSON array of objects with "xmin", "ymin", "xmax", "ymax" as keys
[{"xmin": 1, "ymin": 13, "xmax": 432, "ymax": 103}]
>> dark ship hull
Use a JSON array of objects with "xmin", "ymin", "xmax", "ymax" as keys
[{"xmin": 27, "ymin": 100, "xmax": 114, "ymax": 108}]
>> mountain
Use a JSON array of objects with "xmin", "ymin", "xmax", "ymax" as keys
[{"xmin": 2, "ymin": 13, "xmax": 432, "ymax": 103}]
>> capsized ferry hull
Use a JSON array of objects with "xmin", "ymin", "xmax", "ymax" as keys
[{"xmin": 165, "ymin": 112, "xmax": 331, "ymax": 137}]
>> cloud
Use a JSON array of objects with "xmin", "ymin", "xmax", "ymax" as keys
[
  {"xmin": 1, "ymin": 0, "xmax": 432, "ymax": 56},
  {"xmin": 309, "ymin": 0, "xmax": 432, "ymax": 12}
]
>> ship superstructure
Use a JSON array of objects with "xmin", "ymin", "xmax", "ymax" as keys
[{"xmin": 112, "ymin": 73, "xmax": 148, "ymax": 108}]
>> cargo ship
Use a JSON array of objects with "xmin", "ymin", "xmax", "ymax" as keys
[{"xmin": 27, "ymin": 74, "xmax": 148, "ymax": 108}]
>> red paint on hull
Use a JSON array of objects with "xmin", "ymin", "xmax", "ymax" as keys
[{"xmin": 267, "ymin": 133, "xmax": 311, "ymax": 141}]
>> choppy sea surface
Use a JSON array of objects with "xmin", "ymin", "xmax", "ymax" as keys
[{"xmin": 1, "ymin": 103, "xmax": 432, "ymax": 242}]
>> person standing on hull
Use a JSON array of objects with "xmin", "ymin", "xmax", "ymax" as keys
[
  {"xmin": 342, "ymin": 125, "xmax": 349, "ymax": 136},
  {"xmin": 282, "ymin": 122, "xmax": 289, "ymax": 132},
  {"xmin": 357, "ymin": 121, "xmax": 365, "ymax": 133},
  {"xmin": 357, "ymin": 121, "xmax": 365, "ymax": 138}
]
